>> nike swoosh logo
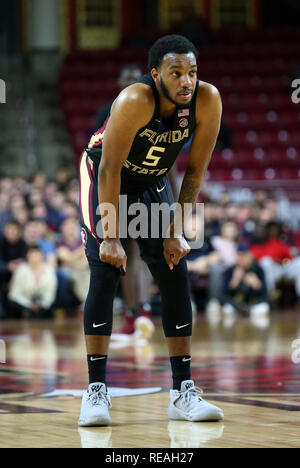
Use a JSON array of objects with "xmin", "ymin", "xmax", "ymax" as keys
[
  {"xmin": 93, "ymin": 322, "xmax": 107, "ymax": 328},
  {"xmin": 182, "ymin": 357, "xmax": 191, "ymax": 362},
  {"xmin": 157, "ymin": 185, "xmax": 166, "ymax": 193},
  {"xmin": 90, "ymin": 357, "xmax": 106, "ymax": 362},
  {"xmin": 176, "ymin": 323, "xmax": 190, "ymax": 330}
]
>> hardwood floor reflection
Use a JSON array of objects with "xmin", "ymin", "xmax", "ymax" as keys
[{"xmin": 0, "ymin": 309, "xmax": 299, "ymax": 448}]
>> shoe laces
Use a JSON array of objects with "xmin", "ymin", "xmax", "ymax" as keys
[
  {"xmin": 177, "ymin": 386, "xmax": 204, "ymax": 409},
  {"xmin": 88, "ymin": 391, "xmax": 112, "ymax": 408}
]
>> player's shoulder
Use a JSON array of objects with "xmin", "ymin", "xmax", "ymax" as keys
[
  {"xmin": 111, "ymin": 83, "xmax": 155, "ymax": 117},
  {"xmin": 196, "ymin": 80, "xmax": 221, "ymax": 103},
  {"xmin": 195, "ymin": 80, "xmax": 222, "ymax": 122}
]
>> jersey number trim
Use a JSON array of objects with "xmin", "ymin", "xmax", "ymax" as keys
[{"xmin": 142, "ymin": 146, "xmax": 166, "ymax": 167}]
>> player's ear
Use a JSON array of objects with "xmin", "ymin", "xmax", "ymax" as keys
[{"xmin": 151, "ymin": 68, "xmax": 159, "ymax": 82}]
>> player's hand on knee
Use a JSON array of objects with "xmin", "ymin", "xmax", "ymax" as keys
[
  {"xmin": 163, "ymin": 237, "xmax": 191, "ymax": 270},
  {"xmin": 100, "ymin": 239, "xmax": 127, "ymax": 271}
]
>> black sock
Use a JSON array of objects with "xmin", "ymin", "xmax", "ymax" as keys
[
  {"xmin": 87, "ymin": 355, "xmax": 107, "ymax": 386},
  {"xmin": 170, "ymin": 355, "xmax": 191, "ymax": 390}
]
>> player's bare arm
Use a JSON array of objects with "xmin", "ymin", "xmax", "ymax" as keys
[
  {"xmin": 98, "ymin": 84, "xmax": 154, "ymax": 269},
  {"xmin": 165, "ymin": 82, "xmax": 222, "ymax": 269}
]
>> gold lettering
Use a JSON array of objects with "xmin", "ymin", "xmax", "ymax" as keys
[
  {"xmin": 182, "ymin": 129, "xmax": 189, "ymax": 139},
  {"xmin": 138, "ymin": 168, "xmax": 149, "ymax": 174},
  {"xmin": 159, "ymin": 132, "xmax": 169, "ymax": 143},
  {"xmin": 157, "ymin": 168, "xmax": 169, "ymax": 176},
  {"xmin": 172, "ymin": 130, "xmax": 182, "ymax": 143},
  {"xmin": 149, "ymin": 132, "xmax": 157, "ymax": 145},
  {"xmin": 139, "ymin": 128, "xmax": 154, "ymax": 139}
]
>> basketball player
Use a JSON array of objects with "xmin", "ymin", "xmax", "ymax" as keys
[
  {"xmin": 78, "ymin": 35, "xmax": 224, "ymax": 426},
  {"xmin": 96, "ymin": 64, "xmax": 155, "ymax": 338}
]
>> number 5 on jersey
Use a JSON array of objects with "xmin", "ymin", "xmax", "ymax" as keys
[{"xmin": 142, "ymin": 146, "xmax": 165, "ymax": 167}]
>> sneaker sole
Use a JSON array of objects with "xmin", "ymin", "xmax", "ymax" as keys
[
  {"xmin": 168, "ymin": 407, "xmax": 224, "ymax": 422},
  {"xmin": 78, "ymin": 416, "xmax": 111, "ymax": 427}
]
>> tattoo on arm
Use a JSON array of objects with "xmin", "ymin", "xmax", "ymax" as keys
[{"xmin": 178, "ymin": 175, "xmax": 202, "ymax": 205}]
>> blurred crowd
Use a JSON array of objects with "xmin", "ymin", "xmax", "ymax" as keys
[
  {"xmin": 0, "ymin": 170, "xmax": 300, "ymax": 322},
  {"xmin": 0, "ymin": 170, "xmax": 89, "ymax": 319},
  {"xmin": 186, "ymin": 190, "xmax": 300, "ymax": 325}
]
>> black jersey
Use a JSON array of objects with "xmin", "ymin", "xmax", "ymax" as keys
[{"xmin": 85, "ymin": 73, "xmax": 198, "ymax": 195}]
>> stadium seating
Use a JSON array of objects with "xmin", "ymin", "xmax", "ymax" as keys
[{"xmin": 60, "ymin": 28, "xmax": 300, "ymax": 194}]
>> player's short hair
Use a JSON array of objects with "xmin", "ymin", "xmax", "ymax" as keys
[{"xmin": 148, "ymin": 35, "xmax": 198, "ymax": 70}]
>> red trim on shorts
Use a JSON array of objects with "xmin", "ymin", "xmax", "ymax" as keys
[
  {"xmin": 86, "ymin": 155, "xmax": 97, "ymax": 238},
  {"xmin": 78, "ymin": 151, "xmax": 85, "ymax": 224},
  {"xmin": 79, "ymin": 151, "xmax": 100, "ymax": 247},
  {"xmin": 90, "ymin": 116, "xmax": 110, "ymax": 149}
]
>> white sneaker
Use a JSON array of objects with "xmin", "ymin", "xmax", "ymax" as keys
[
  {"xmin": 222, "ymin": 303, "xmax": 237, "ymax": 328},
  {"xmin": 250, "ymin": 302, "xmax": 270, "ymax": 317},
  {"xmin": 78, "ymin": 383, "xmax": 112, "ymax": 427},
  {"xmin": 205, "ymin": 299, "xmax": 222, "ymax": 326},
  {"xmin": 168, "ymin": 380, "xmax": 224, "ymax": 422},
  {"xmin": 134, "ymin": 316, "xmax": 155, "ymax": 341},
  {"xmin": 222, "ymin": 303, "xmax": 237, "ymax": 316}
]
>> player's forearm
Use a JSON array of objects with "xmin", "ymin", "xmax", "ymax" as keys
[
  {"xmin": 178, "ymin": 171, "xmax": 204, "ymax": 205},
  {"xmin": 168, "ymin": 168, "xmax": 205, "ymax": 237},
  {"xmin": 98, "ymin": 165, "xmax": 121, "ymax": 239}
]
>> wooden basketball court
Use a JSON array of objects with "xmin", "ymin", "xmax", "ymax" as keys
[{"xmin": 0, "ymin": 310, "xmax": 299, "ymax": 448}]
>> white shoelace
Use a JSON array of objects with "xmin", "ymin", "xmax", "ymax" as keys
[
  {"xmin": 177, "ymin": 386, "xmax": 204, "ymax": 409},
  {"xmin": 88, "ymin": 391, "xmax": 112, "ymax": 408}
]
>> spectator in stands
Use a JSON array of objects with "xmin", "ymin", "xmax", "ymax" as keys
[
  {"xmin": 24, "ymin": 219, "xmax": 57, "ymax": 266},
  {"xmin": 65, "ymin": 180, "xmax": 80, "ymax": 205},
  {"xmin": 251, "ymin": 222, "xmax": 300, "ymax": 299},
  {"xmin": 203, "ymin": 202, "xmax": 223, "ymax": 238},
  {"xmin": 203, "ymin": 221, "xmax": 240, "ymax": 319},
  {"xmin": 95, "ymin": 64, "xmax": 142, "ymax": 129},
  {"xmin": 31, "ymin": 203, "xmax": 48, "ymax": 220},
  {"xmin": 185, "ymin": 213, "xmax": 220, "ymax": 310},
  {"xmin": 56, "ymin": 216, "xmax": 89, "ymax": 304},
  {"xmin": 7, "ymin": 195, "xmax": 29, "ymax": 228},
  {"xmin": 61, "ymin": 201, "xmax": 79, "ymax": 219},
  {"xmin": 44, "ymin": 181, "xmax": 59, "ymax": 200},
  {"xmin": 56, "ymin": 167, "xmax": 73, "ymax": 192},
  {"xmin": 0, "ymin": 192, "xmax": 11, "ymax": 232},
  {"xmin": 7, "ymin": 245, "xmax": 57, "ymax": 319},
  {"xmin": 211, "ymin": 221, "xmax": 239, "ymax": 267},
  {"xmin": 27, "ymin": 189, "xmax": 45, "ymax": 210},
  {"xmin": 254, "ymin": 190, "xmax": 269, "ymax": 206},
  {"xmin": 46, "ymin": 191, "xmax": 66, "ymax": 232},
  {"xmin": 31, "ymin": 171, "xmax": 48, "ymax": 191},
  {"xmin": 0, "ymin": 221, "xmax": 27, "ymax": 310},
  {"xmin": 222, "ymin": 244, "xmax": 270, "ymax": 320}
]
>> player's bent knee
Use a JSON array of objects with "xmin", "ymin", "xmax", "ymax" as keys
[
  {"xmin": 84, "ymin": 260, "xmax": 120, "ymax": 336},
  {"xmin": 147, "ymin": 258, "xmax": 193, "ymax": 338}
]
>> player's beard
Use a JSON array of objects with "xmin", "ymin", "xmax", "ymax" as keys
[{"xmin": 159, "ymin": 77, "xmax": 193, "ymax": 108}]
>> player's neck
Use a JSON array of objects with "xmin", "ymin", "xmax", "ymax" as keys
[{"xmin": 159, "ymin": 95, "xmax": 177, "ymax": 119}]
